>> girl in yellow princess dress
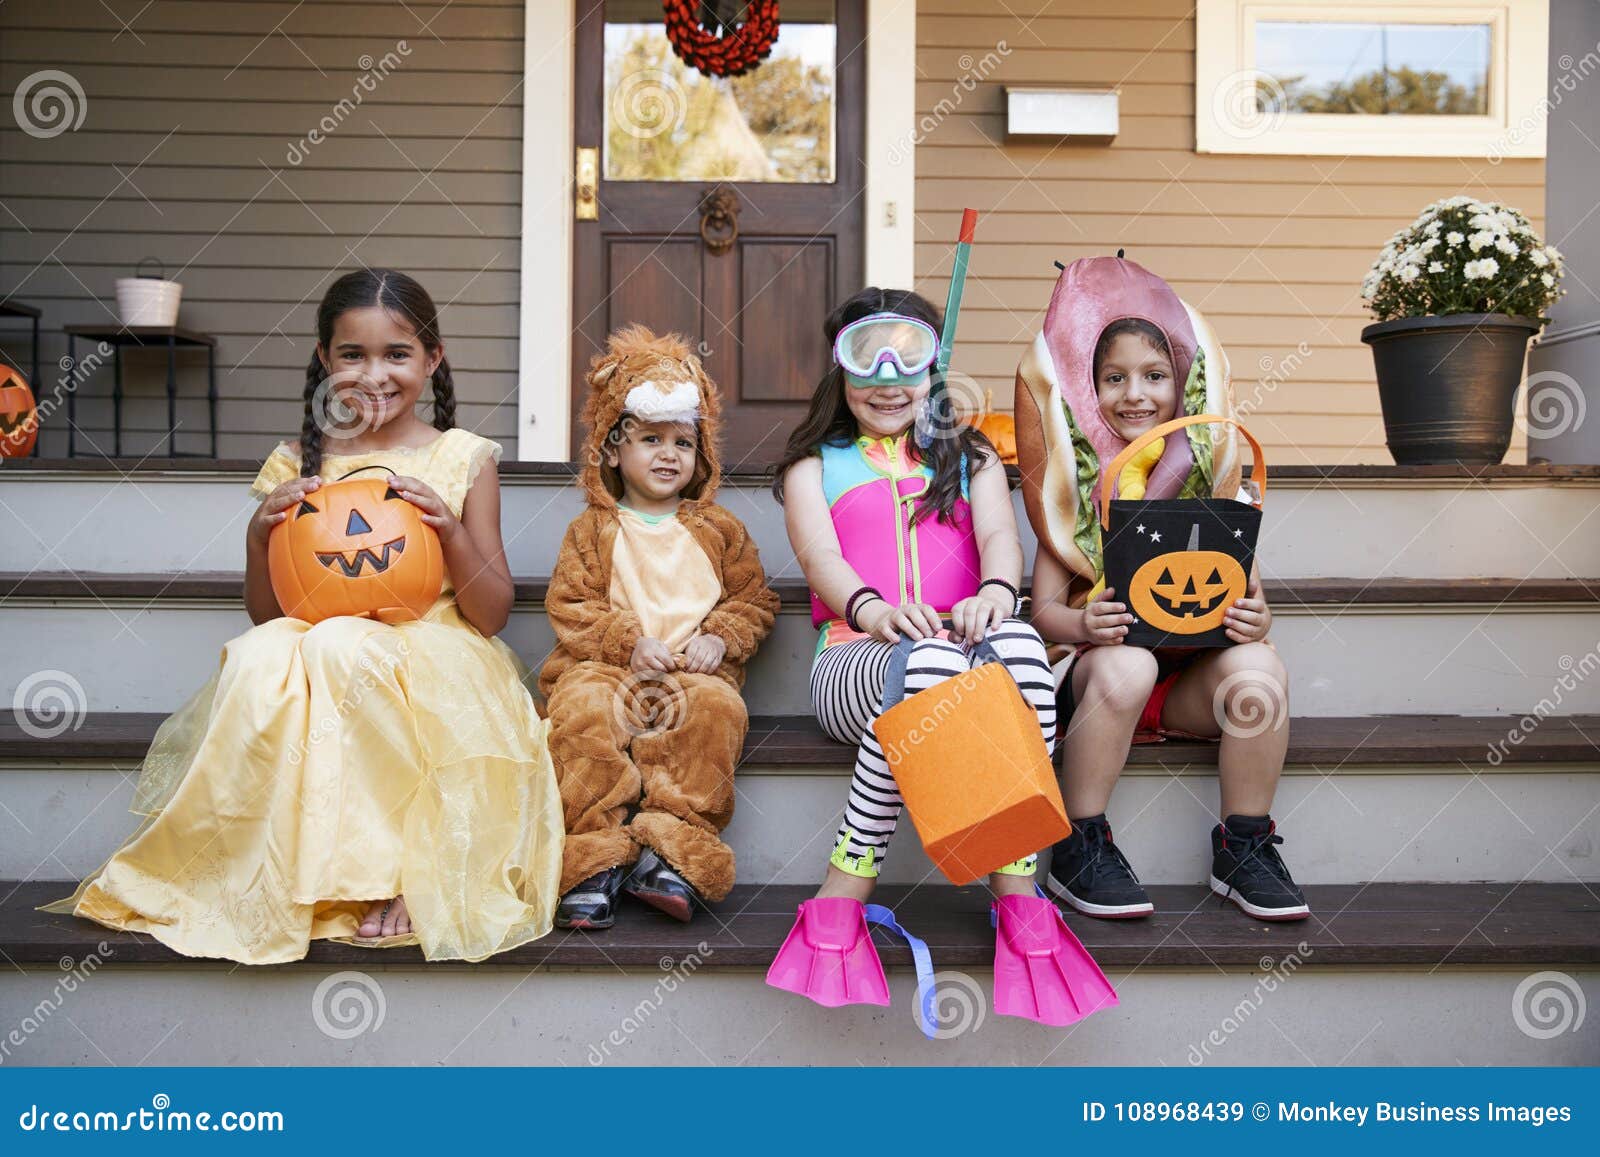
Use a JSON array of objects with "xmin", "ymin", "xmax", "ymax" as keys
[{"xmin": 46, "ymin": 268, "xmax": 564, "ymax": 964}]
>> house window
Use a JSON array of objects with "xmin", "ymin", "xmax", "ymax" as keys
[{"xmin": 1195, "ymin": 0, "xmax": 1549, "ymax": 157}]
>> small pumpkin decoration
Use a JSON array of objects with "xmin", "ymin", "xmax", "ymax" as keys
[
  {"xmin": 267, "ymin": 466, "xmax": 443, "ymax": 625},
  {"xmin": 964, "ymin": 388, "xmax": 1017, "ymax": 464},
  {"xmin": 1128, "ymin": 526, "xmax": 1248, "ymax": 635},
  {"xmin": 0, "ymin": 367, "xmax": 39, "ymax": 458}
]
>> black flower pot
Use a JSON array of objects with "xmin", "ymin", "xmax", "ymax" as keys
[{"xmin": 1361, "ymin": 313, "xmax": 1543, "ymax": 465}]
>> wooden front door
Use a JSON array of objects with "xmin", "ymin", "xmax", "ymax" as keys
[{"xmin": 572, "ymin": 0, "xmax": 865, "ymax": 468}]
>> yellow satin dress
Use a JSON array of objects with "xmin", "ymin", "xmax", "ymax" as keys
[{"xmin": 45, "ymin": 428, "xmax": 564, "ymax": 964}]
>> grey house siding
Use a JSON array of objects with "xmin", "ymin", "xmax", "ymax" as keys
[{"xmin": 0, "ymin": 0, "xmax": 527, "ymax": 460}]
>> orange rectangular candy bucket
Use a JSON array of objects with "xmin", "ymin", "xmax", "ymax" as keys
[{"xmin": 873, "ymin": 636, "xmax": 1069, "ymax": 885}]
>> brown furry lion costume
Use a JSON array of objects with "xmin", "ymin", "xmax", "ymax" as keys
[{"xmin": 539, "ymin": 325, "xmax": 779, "ymax": 903}]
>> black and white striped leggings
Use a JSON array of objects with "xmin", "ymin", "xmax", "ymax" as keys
[{"xmin": 809, "ymin": 619, "xmax": 1058, "ymax": 870}]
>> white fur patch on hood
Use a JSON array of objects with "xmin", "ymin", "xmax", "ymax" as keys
[{"xmin": 624, "ymin": 379, "xmax": 702, "ymax": 425}]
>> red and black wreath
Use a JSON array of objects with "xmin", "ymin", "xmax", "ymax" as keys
[{"xmin": 663, "ymin": 0, "xmax": 781, "ymax": 78}]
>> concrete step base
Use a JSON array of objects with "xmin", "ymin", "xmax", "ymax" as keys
[
  {"xmin": 5, "ymin": 964, "xmax": 1595, "ymax": 1066},
  {"xmin": 7, "ymin": 464, "xmax": 1600, "ymax": 580},
  {"xmin": 3, "ymin": 880, "xmax": 1596, "ymax": 1066},
  {"xmin": 7, "ymin": 748, "xmax": 1597, "ymax": 885},
  {"xmin": 5, "ymin": 577, "xmax": 1597, "ymax": 716}
]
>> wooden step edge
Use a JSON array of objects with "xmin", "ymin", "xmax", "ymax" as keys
[
  {"xmin": 3, "ymin": 712, "xmax": 1597, "ymax": 768},
  {"xmin": 6, "ymin": 573, "xmax": 1598, "ymax": 606},
  {"xmin": 11, "ymin": 459, "xmax": 1600, "ymax": 483},
  {"xmin": 3, "ymin": 881, "xmax": 1596, "ymax": 969}
]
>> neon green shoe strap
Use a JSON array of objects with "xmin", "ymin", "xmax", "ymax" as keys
[
  {"xmin": 829, "ymin": 830, "xmax": 880, "ymax": 878},
  {"xmin": 994, "ymin": 854, "xmax": 1038, "ymax": 877}
]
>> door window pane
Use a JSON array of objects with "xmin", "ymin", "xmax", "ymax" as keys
[
  {"xmin": 1256, "ymin": 21, "xmax": 1491, "ymax": 115},
  {"xmin": 604, "ymin": 0, "xmax": 836, "ymax": 182}
]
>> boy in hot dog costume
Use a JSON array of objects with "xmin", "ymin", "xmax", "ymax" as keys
[
  {"xmin": 1016, "ymin": 255, "xmax": 1310, "ymax": 923},
  {"xmin": 539, "ymin": 325, "xmax": 779, "ymax": 928}
]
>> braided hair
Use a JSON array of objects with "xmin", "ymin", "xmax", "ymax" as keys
[{"xmin": 299, "ymin": 268, "xmax": 456, "ymax": 478}]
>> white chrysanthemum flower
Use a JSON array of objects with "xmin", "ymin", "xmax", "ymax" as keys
[
  {"xmin": 1428, "ymin": 261, "xmax": 1446, "ymax": 274},
  {"xmin": 1464, "ymin": 258, "xmax": 1500, "ymax": 280},
  {"xmin": 1529, "ymin": 248, "xmax": 1549, "ymax": 268},
  {"xmin": 1541, "ymin": 273, "xmax": 1555, "ymax": 288},
  {"xmin": 1446, "ymin": 231, "xmax": 1465, "ymax": 246},
  {"xmin": 1468, "ymin": 231, "xmax": 1494, "ymax": 252},
  {"xmin": 1399, "ymin": 265, "xmax": 1420, "ymax": 283},
  {"xmin": 1494, "ymin": 236, "xmax": 1519, "ymax": 256}
]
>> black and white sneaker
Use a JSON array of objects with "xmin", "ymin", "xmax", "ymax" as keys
[
  {"xmin": 624, "ymin": 848, "xmax": 699, "ymax": 923},
  {"xmin": 1209, "ymin": 816, "xmax": 1310, "ymax": 921},
  {"xmin": 1045, "ymin": 814, "xmax": 1155, "ymax": 918},
  {"xmin": 556, "ymin": 866, "xmax": 625, "ymax": 930}
]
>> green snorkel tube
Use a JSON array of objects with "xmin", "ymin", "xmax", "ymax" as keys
[{"xmin": 918, "ymin": 208, "xmax": 977, "ymax": 448}]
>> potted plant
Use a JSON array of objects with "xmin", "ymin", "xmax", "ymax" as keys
[{"xmin": 1361, "ymin": 197, "xmax": 1566, "ymax": 465}]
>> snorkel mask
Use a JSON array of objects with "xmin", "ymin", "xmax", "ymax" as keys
[{"xmin": 833, "ymin": 313, "xmax": 940, "ymax": 389}]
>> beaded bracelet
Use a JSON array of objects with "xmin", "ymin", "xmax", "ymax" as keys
[
  {"xmin": 844, "ymin": 586, "xmax": 884, "ymax": 632},
  {"xmin": 977, "ymin": 577, "xmax": 1020, "ymax": 616}
]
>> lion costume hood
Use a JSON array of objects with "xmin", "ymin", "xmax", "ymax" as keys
[
  {"xmin": 1014, "ymin": 256, "xmax": 1245, "ymax": 603},
  {"xmin": 579, "ymin": 324, "xmax": 724, "ymax": 510}
]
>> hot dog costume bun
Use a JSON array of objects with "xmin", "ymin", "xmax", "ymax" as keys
[{"xmin": 1014, "ymin": 255, "xmax": 1245, "ymax": 607}]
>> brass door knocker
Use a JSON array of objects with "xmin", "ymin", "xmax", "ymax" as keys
[{"xmin": 699, "ymin": 185, "xmax": 739, "ymax": 255}]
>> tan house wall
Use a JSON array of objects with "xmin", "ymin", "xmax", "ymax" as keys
[{"xmin": 911, "ymin": 0, "xmax": 1546, "ymax": 464}]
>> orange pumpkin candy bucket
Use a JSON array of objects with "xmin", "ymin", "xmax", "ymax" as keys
[
  {"xmin": 267, "ymin": 465, "xmax": 444, "ymax": 625},
  {"xmin": 873, "ymin": 636, "xmax": 1069, "ymax": 885},
  {"xmin": 0, "ymin": 367, "xmax": 40, "ymax": 458},
  {"xmin": 1100, "ymin": 414, "xmax": 1266, "ymax": 649}
]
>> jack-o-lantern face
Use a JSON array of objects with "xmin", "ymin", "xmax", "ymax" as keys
[
  {"xmin": 267, "ymin": 475, "xmax": 443, "ymax": 624},
  {"xmin": 0, "ymin": 369, "xmax": 39, "ymax": 458},
  {"xmin": 1128, "ymin": 548, "xmax": 1246, "ymax": 635}
]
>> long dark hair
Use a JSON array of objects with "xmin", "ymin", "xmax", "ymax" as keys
[
  {"xmin": 299, "ymin": 268, "xmax": 456, "ymax": 478},
  {"xmin": 771, "ymin": 287, "xmax": 994, "ymax": 526}
]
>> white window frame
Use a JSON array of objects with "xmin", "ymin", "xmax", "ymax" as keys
[{"xmin": 1195, "ymin": 0, "xmax": 1549, "ymax": 157}]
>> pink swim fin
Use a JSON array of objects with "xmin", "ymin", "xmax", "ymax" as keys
[
  {"xmin": 992, "ymin": 891, "xmax": 1119, "ymax": 1026},
  {"xmin": 766, "ymin": 897, "xmax": 891, "ymax": 1008}
]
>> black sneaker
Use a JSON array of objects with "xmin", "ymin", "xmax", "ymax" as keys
[
  {"xmin": 1045, "ymin": 815, "xmax": 1154, "ymax": 918},
  {"xmin": 1210, "ymin": 816, "xmax": 1310, "ymax": 921},
  {"xmin": 624, "ymin": 848, "xmax": 699, "ymax": 923},
  {"xmin": 556, "ymin": 866, "xmax": 625, "ymax": 930}
]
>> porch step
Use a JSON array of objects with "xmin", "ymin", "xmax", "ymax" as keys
[
  {"xmin": 1, "ymin": 880, "xmax": 1596, "ymax": 1065},
  {"xmin": 5, "ymin": 712, "xmax": 1598, "ymax": 885},
  {"xmin": 6, "ymin": 461, "xmax": 1600, "ymax": 580},
  {"xmin": 3, "ymin": 573, "xmax": 1597, "ymax": 717}
]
